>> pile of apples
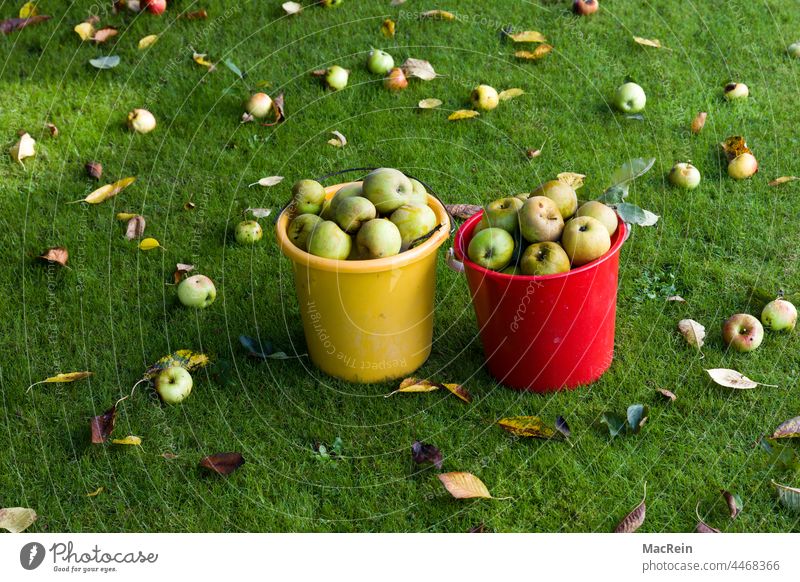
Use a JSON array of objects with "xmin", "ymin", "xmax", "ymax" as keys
[
  {"xmin": 722, "ymin": 299, "xmax": 797, "ymax": 353},
  {"xmin": 467, "ymin": 180, "xmax": 618, "ymax": 275},
  {"xmin": 287, "ymin": 168, "xmax": 438, "ymax": 260}
]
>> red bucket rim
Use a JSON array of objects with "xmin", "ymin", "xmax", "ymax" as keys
[{"xmin": 453, "ymin": 211, "xmax": 627, "ymax": 281}]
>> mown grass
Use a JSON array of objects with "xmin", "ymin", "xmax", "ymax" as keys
[{"xmin": 1, "ymin": 0, "xmax": 799, "ymax": 532}]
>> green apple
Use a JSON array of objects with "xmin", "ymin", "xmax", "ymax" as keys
[
  {"xmin": 367, "ymin": 49, "xmax": 394, "ymax": 75},
  {"xmin": 561, "ymin": 216, "xmax": 611, "ymax": 266},
  {"xmin": 519, "ymin": 196, "xmax": 564, "ymax": 243},
  {"xmin": 177, "ymin": 274, "xmax": 217, "ymax": 308},
  {"xmin": 390, "ymin": 203, "xmax": 438, "ymax": 248},
  {"xmin": 325, "ymin": 65, "xmax": 349, "ymax": 90},
  {"xmin": 244, "ymin": 93, "xmax": 272, "ymax": 118},
  {"xmin": 761, "ymin": 299, "xmax": 797, "ymax": 331},
  {"xmin": 470, "ymin": 84, "xmax": 499, "ymax": 111},
  {"xmin": 287, "ymin": 213, "xmax": 322, "ymax": 251},
  {"xmin": 319, "ymin": 198, "xmax": 335, "ymax": 220},
  {"xmin": 789, "ymin": 42, "xmax": 800, "ymax": 58},
  {"xmin": 501, "ymin": 265, "xmax": 521, "ymax": 275},
  {"xmin": 334, "ymin": 196, "xmax": 377, "ymax": 233},
  {"xmin": 467, "ymin": 227, "xmax": 515, "ymax": 271},
  {"xmin": 235, "ymin": 220, "xmax": 263, "ymax": 244},
  {"xmin": 520, "ymin": 242, "xmax": 571, "ymax": 276},
  {"xmin": 722, "ymin": 313, "xmax": 763, "ymax": 352},
  {"xmin": 408, "ymin": 178, "xmax": 429, "ymax": 205},
  {"xmin": 155, "ymin": 366, "xmax": 193, "ymax": 405},
  {"xmin": 362, "ymin": 168, "xmax": 413, "ymax": 214},
  {"xmin": 292, "ymin": 179, "xmax": 326, "ymax": 215},
  {"xmin": 668, "ymin": 162, "xmax": 701, "ymax": 189},
  {"xmin": 479, "ymin": 197, "xmax": 523, "ymax": 234},
  {"xmin": 531, "ymin": 180, "xmax": 578, "ymax": 219},
  {"xmin": 724, "ymin": 82, "xmax": 749, "ymax": 100},
  {"xmin": 728, "ymin": 153, "xmax": 758, "ymax": 179},
  {"xmin": 613, "ymin": 82, "xmax": 646, "ymax": 113},
  {"xmin": 330, "ymin": 183, "xmax": 363, "ymax": 212},
  {"xmin": 307, "ymin": 220, "xmax": 352, "ymax": 260},
  {"xmin": 575, "ymin": 201, "xmax": 618, "ymax": 236},
  {"xmin": 356, "ymin": 219, "xmax": 402, "ymax": 259}
]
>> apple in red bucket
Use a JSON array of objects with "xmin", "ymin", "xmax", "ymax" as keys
[
  {"xmin": 520, "ymin": 242, "xmax": 570, "ymax": 276},
  {"xmin": 475, "ymin": 197, "xmax": 523, "ymax": 234},
  {"xmin": 722, "ymin": 313, "xmax": 763, "ymax": 352},
  {"xmin": 519, "ymin": 196, "xmax": 564, "ymax": 243},
  {"xmin": 531, "ymin": 180, "xmax": 578, "ymax": 220},
  {"xmin": 467, "ymin": 227, "xmax": 515, "ymax": 271},
  {"xmin": 575, "ymin": 201, "xmax": 618, "ymax": 236},
  {"xmin": 561, "ymin": 216, "xmax": 611, "ymax": 267}
]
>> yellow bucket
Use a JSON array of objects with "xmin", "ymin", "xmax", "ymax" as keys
[{"xmin": 276, "ymin": 180, "xmax": 451, "ymax": 383}]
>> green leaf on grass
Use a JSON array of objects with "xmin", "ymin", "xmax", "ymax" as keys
[
  {"xmin": 89, "ymin": 55, "xmax": 120, "ymax": 69},
  {"xmin": 223, "ymin": 58, "xmax": 244, "ymax": 80},
  {"xmin": 627, "ymin": 404, "xmax": 650, "ymax": 434},
  {"xmin": 615, "ymin": 202, "xmax": 660, "ymax": 226},
  {"xmin": 596, "ymin": 184, "xmax": 627, "ymax": 204},
  {"xmin": 239, "ymin": 335, "xmax": 292, "ymax": 359},
  {"xmin": 601, "ymin": 411, "xmax": 627, "ymax": 437},
  {"xmin": 610, "ymin": 157, "xmax": 655, "ymax": 186}
]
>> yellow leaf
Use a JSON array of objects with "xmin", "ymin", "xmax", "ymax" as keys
[
  {"xmin": 0, "ymin": 507, "xmax": 37, "ymax": 533},
  {"xmin": 86, "ymin": 487, "xmax": 104, "ymax": 497},
  {"xmin": 138, "ymin": 237, "xmax": 161, "ymax": 251},
  {"xmin": 19, "ymin": 1, "xmax": 38, "ymax": 18},
  {"xmin": 327, "ymin": 130, "xmax": 347, "ymax": 148},
  {"xmin": 421, "ymin": 9, "xmax": 455, "ymax": 20},
  {"xmin": 508, "ymin": 30, "xmax": 546, "ymax": 43},
  {"xmin": 193, "ymin": 52, "xmax": 215, "ymax": 70},
  {"xmin": 497, "ymin": 416, "xmax": 560, "ymax": 439},
  {"xmin": 72, "ymin": 176, "xmax": 136, "ymax": 204},
  {"xmin": 381, "ymin": 18, "xmax": 395, "ymax": 38},
  {"xmin": 144, "ymin": 350, "xmax": 210, "ymax": 379},
  {"xmin": 442, "ymin": 383, "xmax": 472, "ymax": 403},
  {"xmin": 10, "ymin": 132, "xmax": 36, "ymax": 165},
  {"xmin": 418, "ymin": 98, "xmax": 443, "ymax": 109},
  {"xmin": 498, "ymin": 88, "xmax": 524, "ymax": 101},
  {"xmin": 138, "ymin": 34, "xmax": 158, "ymax": 50},
  {"xmin": 633, "ymin": 36, "xmax": 665, "ymax": 49},
  {"xmin": 557, "ymin": 172, "xmax": 586, "ymax": 190},
  {"xmin": 515, "ymin": 44, "xmax": 553, "ymax": 60},
  {"xmin": 112, "ymin": 435, "xmax": 142, "ymax": 446},
  {"xmin": 74, "ymin": 22, "xmax": 95, "ymax": 41},
  {"xmin": 769, "ymin": 176, "xmax": 799, "ymax": 187},
  {"xmin": 115, "ymin": 212, "xmax": 138, "ymax": 221},
  {"xmin": 448, "ymin": 110, "xmax": 479, "ymax": 121},
  {"xmin": 384, "ymin": 377, "xmax": 440, "ymax": 397},
  {"xmin": 27, "ymin": 371, "xmax": 93, "ymax": 392},
  {"xmin": 438, "ymin": 472, "xmax": 494, "ymax": 499}
]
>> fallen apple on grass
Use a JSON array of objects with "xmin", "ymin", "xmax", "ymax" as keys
[
  {"xmin": 155, "ymin": 366, "xmax": 192, "ymax": 405},
  {"xmin": 573, "ymin": 0, "xmax": 599, "ymax": 15},
  {"xmin": 292, "ymin": 179, "xmax": 326, "ymax": 215},
  {"xmin": 245, "ymin": 93, "xmax": 272, "ymax": 118},
  {"xmin": 177, "ymin": 274, "xmax": 217, "ymax": 309},
  {"xmin": 287, "ymin": 214, "xmax": 322, "ymax": 251},
  {"xmin": 367, "ymin": 49, "xmax": 394, "ymax": 75},
  {"xmin": 520, "ymin": 242, "xmax": 570, "ymax": 276},
  {"xmin": 531, "ymin": 180, "xmax": 578, "ymax": 219},
  {"xmin": 325, "ymin": 66, "xmax": 349, "ymax": 90},
  {"xmin": 127, "ymin": 109, "xmax": 156, "ymax": 133},
  {"xmin": 561, "ymin": 216, "xmax": 611, "ymax": 267},
  {"xmin": 235, "ymin": 220, "xmax": 263, "ymax": 245},
  {"xmin": 145, "ymin": 0, "xmax": 167, "ymax": 15},
  {"xmin": 668, "ymin": 162, "xmax": 701, "ymax": 189},
  {"xmin": 575, "ymin": 201, "xmax": 618, "ymax": 236},
  {"xmin": 467, "ymin": 227, "xmax": 515, "ymax": 271},
  {"xmin": 761, "ymin": 299, "xmax": 797, "ymax": 331},
  {"xmin": 728, "ymin": 152, "xmax": 758, "ymax": 180},
  {"xmin": 613, "ymin": 82, "xmax": 646, "ymax": 114},
  {"xmin": 384, "ymin": 67, "xmax": 408, "ymax": 91},
  {"xmin": 789, "ymin": 42, "xmax": 800, "ymax": 59},
  {"xmin": 356, "ymin": 219, "xmax": 402, "ymax": 259},
  {"xmin": 470, "ymin": 84, "xmax": 499, "ymax": 111},
  {"xmin": 724, "ymin": 82, "xmax": 749, "ymax": 101},
  {"xmin": 722, "ymin": 313, "xmax": 763, "ymax": 352}
]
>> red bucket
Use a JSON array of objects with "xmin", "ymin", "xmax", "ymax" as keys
[{"xmin": 453, "ymin": 212, "xmax": 627, "ymax": 392}]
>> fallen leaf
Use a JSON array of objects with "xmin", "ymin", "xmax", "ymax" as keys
[
  {"xmin": 626, "ymin": 404, "xmax": 649, "ymax": 434},
  {"xmin": 721, "ymin": 490, "xmax": 742, "ymax": 519},
  {"xmin": 411, "ymin": 440, "xmax": 443, "ymax": 469},
  {"xmin": 772, "ymin": 416, "xmax": 800, "ymax": 439},
  {"xmin": 695, "ymin": 502, "xmax": 720, "ymax": 533},
  {"xmin": 192, "ymin": 52, "xmax": 215, "ymax": 71},
  {"xmin": 27, "ymin": 371, "xmax": 92, "ymax": 392},
  {"xmin": 200, "ymin": 452, "xmax": 245, "ymax": 476},
  {"xmin": 720, "ymin": 135, "xmax": 751, "ymax": 162},
  {"xmin": 705, "ymin": 368, "xmax": 776, "ymax": 389},
  {"xmin": 38, "ymin": 246, "xmax": 69, "ymax": 266},
  {"xmin": 115, "ymin": 213, "xmax": 136, "ymax": 221},
  {"xmin": 761, "ymin": 437, "xmax": 800, "ymax": 471},
  {"xmin": 468, "ymin": 523, "xmax": 488, "ymax": 533},
  {"xmin": 384, "ymin": 377, "xmax": 440, "ymax": 397},
  {"xmin": 184, "ymin": 201, "xmax": 196, "ymax": 210},
  {"xmin": 86, "ymin": 161, "xmax": 103, "ymax": 180},
  {"xmin": 247, "ymin": 208, "xmax": 272, "ymax": 219},
  {"xmin": 45, "ymin": 122, "xmax": 58, "ymax": 137},
  {"xmin": 442, "ymin": 382, "xmax": 472, "ymax": 403},
  {"xmin": 401, "ymin": 58, "xmax": 437, "ymax": 81},
  {"xmin": 614, "ymin": 483, "xmax": 646, "ymax": 533},
  {"xmin": 74, "ymin": 21, "xmax": 94, "ymax": 40},
  {"xmin": 526, "ymin": 148, "xmax": 541, "ymax": 159},
  {"xmin": 125, "ymin": 215, "xmax": 146, "ymax": 240},
  {"xmin": 0, "ymin": 15, "xmax": 50, "ymax": 34},
  {"xmin": 0, "ymin": 507, "xmax": 37, "ymax": 532},
  {"xmin": 557, "ymin": 172, "xmax": 586, "ymax": 190},
  {"xmin": 19, "ymin": 2, "xmax": 38, "ymax": 18},
  {"xmin": 181, "ymin": 9, "xmax": 208, "ymax": 20},
  {"xmin": 445, "ymin": 204, "xmax": 481, "ymax": 220},
  {"xmin": 144, "ymin": 350, "xmax": 210, "ymax": 379},
  {"xmin": 162, "ymin": 452, "xmax": 179, "ymax": 460},
  {"xmin": 248, "ymin": 176, "xmax": 284, "ymax": 188},
  {"xmin": 70, "ymin": 176, "xmax": 136, "ymax": 204},
  {"xmin": 555, "ymin": 415, "xmax": 571, "ymax": 438},
  {"xmin": 601, "ymin": 411, "xmax": 627, "ymax": 437},
  {"xmin": 239, "ymin": 335, "xmax": 293, "ymax": 360},
  {"xmin": 112, "ymin": 435, "xmax": 142, "ymax": 446},
  {"xmin": 86, "ymin": 487, "xmax": 104, "ymax": 497},
  {"xmin": 327, "ymin": 130, "xmax": 347, "ymax": 147},
  {"xmin": 90, "ymin": 405, "xmax": 117, "ymax": 444},
  {"xmin": 138, "ymin": 34, "xmax": 158, "ymax": 49},
  {"xmin": 656, "ymin": 388, "xmax": 676, "ymax": 402},
  {"xmin": 507, "ymin": 30, "xmax": 546, "ymax": 43},
  {"xmin": 421, "ymin": 10, "xmax": 455, "ymax": 20},
  {"xmin": 772, "ymin": 480, "xmax": 800, "ymax": 512},
  {"xmin": 498, "ymin": 88, "xmax": 524, "ymax": 101},
  {"xmin": 677, "ymin": 319, "xmax": 705, "ymax": 350},
  {"xmin": 497, "ymin": 416, "xmax": 560, "ymax": 439},
  {"xmin": 438, "ymin": 472, "xmax": 494, "ymax": 499},
  {"xmin": 282, "ymin": 1, "xmax": 302, "ymax": 14},
  {"xmin": 172, "ymin": 263, "xmax": 195, "ymax": 284},
  {"xmin": 138, "ymin": 238, "xmax": 160, "ymax": 251},
  {"xmin": 667, "ymin": 295, "xmax": 686, "ymax": 303},
  {"xmin": 691, "ymin": 112, "xmax": 707, "ymax": 134},
  {"xmin": 93, "ymin": 27, "xmax": 118, "ymax": 43},
  {"xmin": 448, "ymin": 110, "xmax": 479, "ymax": 121},
  {"xmin": 10, "ymin": 132, "xmax": 36, "ymax": 165},
  {"xmin": 610, "ymin": 157, "xmax": 656, "ymax": 186},
  {"xmin": 769, "ymin": 176, "xmax": 799, "ymax": 187},
  {"xmin": 271, "ymin": 92, "xmax": 286, "ymax": 124},
  {"xmin": 418, "ymin": 98, "xmax": 443, "ymax": 109},
  {"xmin": 633, "ymin": 36, "xmax": 665, "ymax": 49},
  {"xmin": 381, "ymin": 18, "xmax": 395, "ymax": 37},
  {"xmin": 614, "ymin": 202, "xmax": 660, "ymax": 226},
  {"xmin": 89, "ymin": 55, "xmax": 120, "ymax": 69},
  {"xmin": 515, "ymin": 44, "xmax": 553, "ymax": 60},
  {"xmin": 223, "ymin": 58, "xmax": 244, "ymax": 80}
]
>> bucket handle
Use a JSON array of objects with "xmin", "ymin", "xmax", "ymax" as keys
[{"xmin": 445, "ymin": 248, "xmax": 464, "ymax": 273}]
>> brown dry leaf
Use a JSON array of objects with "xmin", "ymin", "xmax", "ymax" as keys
[
  {"xmin": 327, "ymin": 130, "xmax": 347, "ymax": 148},
  {"xmin": 86, "ymin": 487, "xmax": 104, "ymax": 497},
  {"xmin": 614, "ymin": 483, "xmax": 646, "ymax": 533},
  {"xmin": 526, "ymin": 149, "xmax": 541, "ymax": 159},
  {"xmin": 90, "ymin": 405, "xmax": 117, "ymax": 444},
  {"xmin": 656, "ymin": 388, "xmax": 676, "ymax": 402},
  {"xmin": 93, "ymin": 27, "xmax": 117, "ymax": 43},
  {"xmin": 721, "ymin": 490, "xmax": 742, "ymax": 519},
  {"xmin": 381, "ymin": 18, "xmax": 395, "ymax": 37},
  {"xmin": 173, "ymin": 263, "xmax": 195, "ymax": 284},
  {"xmin": 695, "ymin": 503, "xmax": 720, "ymax": 533},
  {"xmin": 448, "ymin": 110, "xmax": 479, "ymax": 121},
  {"xmin": 557, "ymin": 172, "xmax": 586, "ymax": 190},
  {"xmin": 182, "ymin": 9, "xmax": 208, "ymax": 20},
  {"xmin": 71, "ymin": 176, "xmax": 136, "ymax": 204},
  {"xmin": 125, "ymin": 215, "xmax": 146, "ymax": 240},
  {"xmin": 138, "ymin": 34, "xmax": 158, "ymax": 49},
  {"xmin": 112, "ymin": 435, "xmax": 142, "ymax": 446},
  {"xmin": 445, "ymin": 204, "xmax": 482, "ymax": 220},
  {"xmin": 769, "ymin": 176, "xmax": 799, "ymax": 187},
  {"xmin": 86, "ymin": 161, "xmax": 103, "ymax": 180},
  {"xmin": 260, "ymin": 92, "xmax": 285, "ymax": 127},
  {"xmin": 45, "ymin": 122, "xmax": 58, "ymax": 137},
  {"xmin": 515, "ymin": 44, "xmax": 553, "ymax": 60},
  {"xmin": 497, "ymin": 416, "xmax": 560, "ymax": 439},
  {"xmin": 498, "ymin": 88, "xmax": 524, "ymax": 101},
  {"xmin": 720, "ymin": 136, "xmax": 751, "ymax": 161},
  {"xmin": 10, "ymin": 132, "xmax": 36, "ymax": 165},
  {"xmin": 691, "ymin": 112, "xmax": 707, "ymax": 134},
  {"xmin": 282, "ymin": 1, "xmax": 302, "ymax": 15},
  {"xmin": 384, "ymin": 377, "xmax": 440, "ymax": 397},
  {"xmin": 402, "ymin": 58, "xmax": 437, "ymax": 81},
  {"xmin": 162, "ymin": 452, "xmax": 179, "ymax": 460},
  {"xmin": 442, "ymin": 383, "xmax": 472, "ymax": 404},
  {"xmin": 138, "ymin": 238, "xmax": 161, "ymax": 251},
  {"xmin": 1, "ymin": 15, "xmax": 50, "ymax": 34},
  {"xmin": 184, "ymin": 201, "xmax": 196, "ymax": 211},
  {"xmin": 192, "ymin": 52, "xmax": 215, "ymax": 71},
  {"xmin": 421, "ymin": 10, "xmax": 455, "ymax": 20},
  {"xmin": 200, "ymin": 452, "xmax": 245, "ymax": 476},
  {"xmin": 772, "ymin": 416, "xmax": 800, "ymax": 439},
  {"xmin": 27, "ymin": 371, "xmax": 91, "ymax": 392},
  {"xmin": 418, "ymin": 98, "xmax": 443, "ymax": 109},
  {"xmin": 74, "ymin": 21, "xmax": 94, "ymax": 41},
  {"xmin": 705, "ymin": 368, "xmax": 776, "ymax": 389},
  {"xmin": 508, "ymin": 30, "xmax": 546, "ymax": 43},
  {"xmin": 438, "ymin": 472, "xmax": 496, "ymax": 499},
  {"xmin": 39, "ymin": 246, "xmax": 69, "ymax": 266},
  {"xmin": 677, "ymin": 319, "xmax": 705, "ymax": 351},
  {"xmin": 0, "ymin": 507, "xmax": 37, "ymax": 532},
  {"xmin": 633, "ymin": 36, "xmax": 665, "ymax": 49}
]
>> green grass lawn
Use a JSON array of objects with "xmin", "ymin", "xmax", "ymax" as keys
[{"xmin": 2, "ymin": 0, "xmax": 800, "ymax": 532}]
